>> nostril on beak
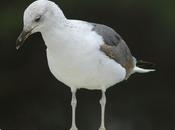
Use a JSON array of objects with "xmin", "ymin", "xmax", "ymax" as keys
[{"xmin": 16, "ymin": 30, "xmax": 32, "ymax": 50}]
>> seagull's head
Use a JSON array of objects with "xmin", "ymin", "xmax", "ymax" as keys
[{"xmin": 16, "ymin": 0, "xmax": 66, "ymax": 50}]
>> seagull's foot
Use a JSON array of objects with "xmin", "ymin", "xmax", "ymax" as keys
[
  {"xmin": 99, "ymin": 127, "xmax": 106, "ymax": 130},
  {"xmin": 70, "ymin": 126, "xmax": 78, "ymax": 130}
]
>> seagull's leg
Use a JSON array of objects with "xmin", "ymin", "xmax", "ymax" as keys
[
  {"xmin": 70, "ymin": 88, "xmax": 78, "ymax": 130},
  {"xmin": 99, "ymin": 89, "xmax": 106, "ymax": 130}
]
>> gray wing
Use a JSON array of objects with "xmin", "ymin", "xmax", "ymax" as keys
[{"xmin": 91, "ymin": 23, "xmax": 135, "ymax": 79}]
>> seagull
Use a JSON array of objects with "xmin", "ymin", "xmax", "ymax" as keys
[{"xmin": 16, "ymin": 0, "xmax": 155, "ymax": 130}]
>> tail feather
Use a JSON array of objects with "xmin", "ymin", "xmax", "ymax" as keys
[
  {"xmin": 132, "ymin": 58, "xmax": 156, "ymax": 73},
  {"xmin": 134, "ymin": 67, "xmax": 155, "ymax": 73}
]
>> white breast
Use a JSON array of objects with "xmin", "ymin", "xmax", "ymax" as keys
[{"xmin": 42, "ymin": 20, "xmax": 126, "ymax": 90}]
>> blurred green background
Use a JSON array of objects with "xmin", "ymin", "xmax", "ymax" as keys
[{"xmin": 0, "ymin": 0, "xmax": 175, "ymax": 130}]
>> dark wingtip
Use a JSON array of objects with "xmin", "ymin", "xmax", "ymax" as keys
[{"xmin": 137, "ymin": 60, "xmax": 156, "ymax": 69}]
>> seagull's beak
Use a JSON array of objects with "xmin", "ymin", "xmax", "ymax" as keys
[{"xmin": 16, "ymin": 30, "xmax": 32, "ymax": 50}]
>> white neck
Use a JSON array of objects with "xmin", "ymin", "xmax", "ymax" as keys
[
  {"xmin": 50, "ymin": 4, "xmax": 68, "ymax": 26},
  {"xmin": 40, "ymin": 17, "xmax": 71, "ymax": 51}
]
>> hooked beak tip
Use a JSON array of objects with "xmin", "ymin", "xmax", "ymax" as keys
[
  {"xmin": 16, "ymin": 30, "xmax": 31, "ymax": 50},
  {"xmin": 16, "ymin": 45, "xmax": 21, "ymax": 50},
  {"xmin": 16, "ymin": 38, "xmax": 22, "ymax": 50}
]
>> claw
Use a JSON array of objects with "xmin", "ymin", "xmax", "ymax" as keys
[
  {"xmin": 99, "ymin": 127, "xmax": 106, "ymax": 130},
  {"xmin": 70, "ymin": 127, "xmax": 78, "ymax": 130}
]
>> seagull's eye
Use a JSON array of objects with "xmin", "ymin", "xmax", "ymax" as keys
[{"xmin": 35, "ymin": 16, "xmax": 41, "ymax": 22}]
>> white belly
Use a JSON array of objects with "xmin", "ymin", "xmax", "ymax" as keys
[
  {"xmin": 42, "ymin": 21, "xmax": 126, "ymax": 90},
  {"xmin": 46, "ymin": 48, "xmax": 126, "ymax": 90}
]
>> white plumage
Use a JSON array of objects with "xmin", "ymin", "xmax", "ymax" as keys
[
  {"xmin": 16, "ymin": 1, "xmax": 155, "ymax": 130},
  {"xmin": 45, "ymin": 20, "xmax": 126, "ymax": 90}
]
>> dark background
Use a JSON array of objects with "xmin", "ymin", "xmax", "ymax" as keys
[{"xmin": 0, "ymin": 0, "xmax": 175, "ymax": 130}]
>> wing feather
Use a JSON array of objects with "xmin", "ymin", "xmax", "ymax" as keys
[{"xmin": 91, "ymin": 23, "xmax": 135, "ymax": 79}]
